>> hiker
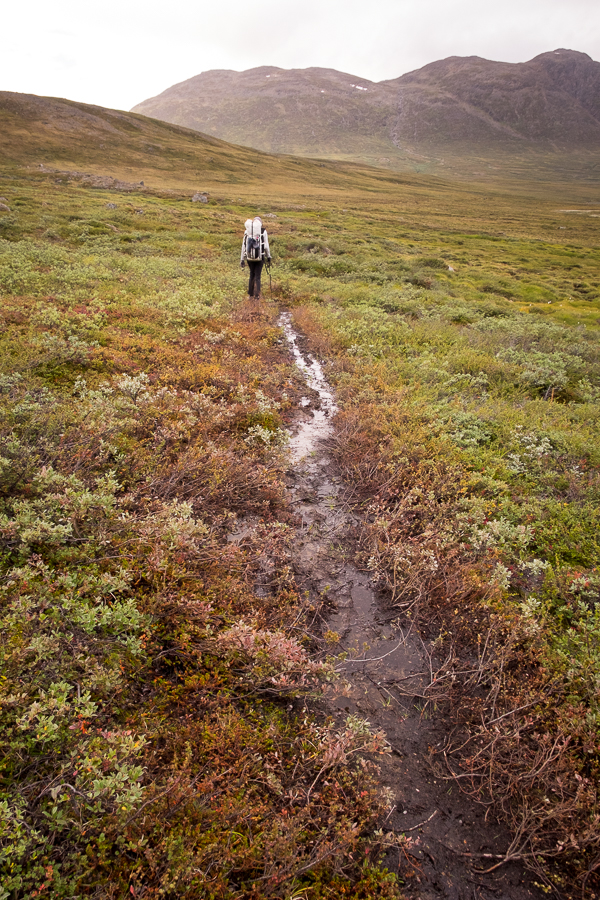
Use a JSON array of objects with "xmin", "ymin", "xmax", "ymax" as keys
[{"xmin": 240, "ymin": 216, "xmax": 271, "ymax": 299}]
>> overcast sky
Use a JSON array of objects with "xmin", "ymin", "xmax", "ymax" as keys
[{"xmin": 3, "ymin": 0, "xmax": 599, "ymax": 111}]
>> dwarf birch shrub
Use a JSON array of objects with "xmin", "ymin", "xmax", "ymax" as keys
[
  {"xmin": 0, "ymin": 196, "xmax": 399, "ymax": 895},
  {"xmin": 288, "ymin": 213, "xmax": 600, "ymax": 888}
]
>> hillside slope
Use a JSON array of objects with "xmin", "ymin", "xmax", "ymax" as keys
[
  {"xmin": 0, "ymin": 90, "xmax": 401, "ymax": 198},
  {"xmin": 131, "ymin": 50, "xmax": 600, "ymax": 178}
]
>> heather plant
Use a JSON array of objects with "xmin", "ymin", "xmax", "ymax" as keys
[
  {"xmin": 284, "ymin": 248, "xmax": 600, "ymax": 889},
  {"xmin": 0, "ymin": 174, "xmax": 408, "ymax": 899},
  {"xmin": 2, "ymin": 144, "xmax": 600, "ymax": 896},
  {"xmin": 250, "ymin": 180, "xmax": 600, "ymax": 891}
]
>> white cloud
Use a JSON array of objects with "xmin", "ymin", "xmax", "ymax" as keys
[{"xmin": 1, "ymin": 0, "xmax": 598, "ymax": 110}]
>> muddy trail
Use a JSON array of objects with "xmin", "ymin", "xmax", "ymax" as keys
[{"xmin": 279, "ymin": 312, "xmax": 548, "ymax": 900}]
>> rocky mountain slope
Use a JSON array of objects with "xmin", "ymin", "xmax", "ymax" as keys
[{"xmin": 131, "ymin": 50, "xmax": 600, "ymax": 177}]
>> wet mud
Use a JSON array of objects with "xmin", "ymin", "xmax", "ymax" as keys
[{"xmin": 279, "ymin": 312, "xmax": 548, "ymax": 900}]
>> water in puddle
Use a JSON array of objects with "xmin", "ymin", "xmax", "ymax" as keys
[
  {"xmin": 280, "ymin": 310, "xmax": 408, "ymax": 667},
  {"xmin": 279, "ymin": 312, "xmax": 337, "ymax": 461}
]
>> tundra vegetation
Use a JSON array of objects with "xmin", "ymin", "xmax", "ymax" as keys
[{"xmin": 0, "ymin": 125, "xmax": 599, "ymax": 899}]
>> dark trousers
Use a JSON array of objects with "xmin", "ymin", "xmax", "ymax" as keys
[{"xmin": 248, "ymin": 260, "xmax": 263, "ymax": 298}]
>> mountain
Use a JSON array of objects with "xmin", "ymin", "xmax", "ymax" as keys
[
  {"xmin": 133, "ymin": 66, "xmax": 400, "ymax": 160},
  {"xmin": 385, "ymin": 50, "xmax": 600, "ymax": 147},
  {"xmin": 131, "ymin": 50, "xmax": 600, "ymax": 178}
]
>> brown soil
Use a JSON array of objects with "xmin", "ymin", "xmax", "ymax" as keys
[{"xmin": 281, "ymin": 313, "xmax": 551, "ymax": 900}]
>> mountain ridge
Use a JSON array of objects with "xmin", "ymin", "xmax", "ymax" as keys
[{"xmin": 131, "ymin": 50, "xmax": 600, "ymax": 177}]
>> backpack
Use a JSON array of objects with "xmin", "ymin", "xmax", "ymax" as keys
[{"xmin": 245, "ymin": 217, "xmax": 263, "ymax": 261}]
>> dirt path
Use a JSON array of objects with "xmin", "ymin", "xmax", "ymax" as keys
[{"xmin": 279, "ymin": 312, "xmax": 549, "ymax": 900}]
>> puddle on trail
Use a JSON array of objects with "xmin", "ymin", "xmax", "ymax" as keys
[
  {"xmin": 280, "ymin": 311, "xmax": 546, "ymax": 900},
  {"xmin": 279, "ymin": 312, "xmax": 337, "ymax": 461}
]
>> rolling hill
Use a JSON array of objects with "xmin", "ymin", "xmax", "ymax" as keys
[
  {"xmin": 0, "ymin": 90, "xmax": 326, "ymax": 195},
  {"xmin": 0, "ymin": 89, "xmax": 420, "ymax": 200}
]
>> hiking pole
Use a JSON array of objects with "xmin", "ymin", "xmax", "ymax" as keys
[{"xmin": 265, "ymin": 260, "xmax": 273, "ymax": 298}]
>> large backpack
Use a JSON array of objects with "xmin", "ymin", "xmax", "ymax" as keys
[{"xmin": 245, "ymin": 217, "xmax": 263, "ymax": 261}]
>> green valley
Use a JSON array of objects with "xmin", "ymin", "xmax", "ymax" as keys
[{"xmin": 1, "ymin": 92, "xmax": 600, "ymax": 899}]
